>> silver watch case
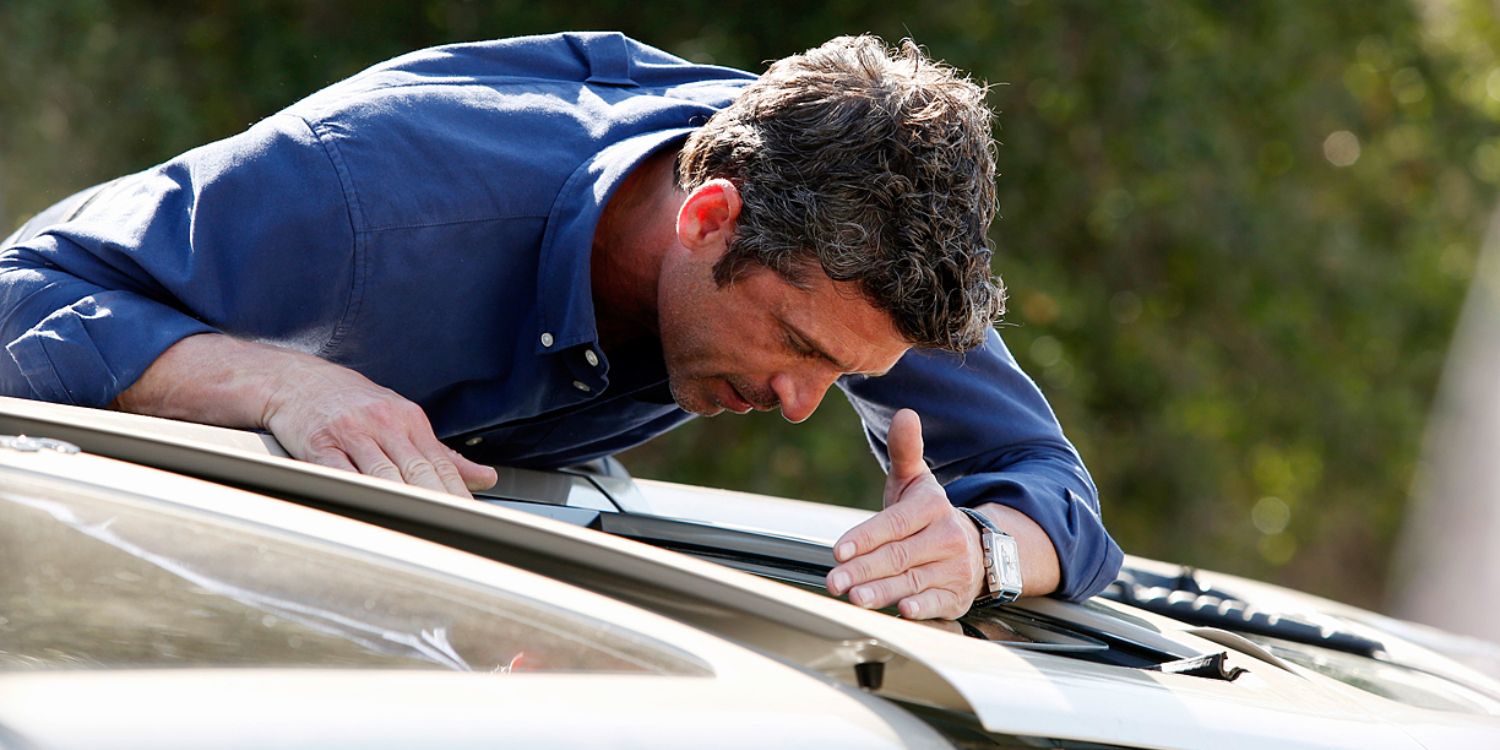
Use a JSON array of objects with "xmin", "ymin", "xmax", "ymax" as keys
[{"xmin": 958, "ymin": 507, "xmax": 1023, "ymax": 604}]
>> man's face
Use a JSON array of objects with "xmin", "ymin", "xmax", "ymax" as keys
[{"xmin": 656, "ymin": 257, "xmax": 911, "ymax": 423}]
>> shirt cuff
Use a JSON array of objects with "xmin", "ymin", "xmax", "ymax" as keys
[{"xmin": 5, "ymin": 292, "xmax": 217, "ymax": 407}]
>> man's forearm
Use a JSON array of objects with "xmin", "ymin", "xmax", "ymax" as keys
[
  {"xmin": 110, "ymin": 333, "xmax": 287, "ymax": 428},
  {"xmin": 111, "ymin": 332, "xmax": 497, "ymax": 497},
  {"xmin": 972, "ymin": 502, "xmax": 1061, "ymax": 597}
]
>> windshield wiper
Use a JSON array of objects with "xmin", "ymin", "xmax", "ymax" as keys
[{"xmin": 1104, "ymin": 567, "xmax": 1386, "ymax": 658}]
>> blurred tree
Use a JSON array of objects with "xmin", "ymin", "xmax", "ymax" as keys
[{"xmin": 2, "ymin": 0, "xmax": 1494, "ymax": 609}]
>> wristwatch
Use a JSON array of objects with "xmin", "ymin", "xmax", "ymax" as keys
[{"xmin": 958, "ymin": 507, "xmax": 1023, "ymax": 605}]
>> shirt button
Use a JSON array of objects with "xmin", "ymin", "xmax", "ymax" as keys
[
  {"xmin": 464, "ymin": 436, "xmax": 484, "ymax": 447},
  {"xmin": 540, "ymin": 332, "xmax": 555, "ymax": 348},
  {"xmin": 584, "ymin": 350, "xmax": 600, "ymax": 367},
  {"xmin": 572, "ymin": 380, "xmax": 592, "ymax": 392}
]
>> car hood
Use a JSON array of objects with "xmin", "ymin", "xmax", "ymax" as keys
[{"xmin": 3, "ymin": 397, "xmax": 1499, "ymax": 749}]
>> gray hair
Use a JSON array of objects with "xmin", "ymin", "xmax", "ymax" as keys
[{"xmin": 678, "ymin": 35, "xmax": 1004, "ymax": 351}]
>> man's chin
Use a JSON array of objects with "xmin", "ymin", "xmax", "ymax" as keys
[
  {"xmin": 667, "ymin": 381, "xmax": 725, "ymax": 417},
  {"xmin": 680, "ymin": 400, "xmax": 726, "ymax": 417}
]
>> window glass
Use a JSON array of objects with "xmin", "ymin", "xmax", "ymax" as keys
[
  {"xmin": 0, "ymin": 475, "xmax": 708, "ymax": 675},
  {"xmin": 1251, "ymin": 636, "xmax": 1500, "ymax": 716}
]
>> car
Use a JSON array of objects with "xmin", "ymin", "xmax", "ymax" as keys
[{"xmin": 2, "ymin": 394, "xmax": 1499, "ymax": 749}]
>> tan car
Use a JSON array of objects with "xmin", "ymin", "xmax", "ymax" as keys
[{"xmin": 2, "ymin": 396, "xmax": 1498, "ymax": 749}]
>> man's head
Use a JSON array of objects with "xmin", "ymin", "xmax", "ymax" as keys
[
  {"xmin": 677, "ymin": 34, "xmax": 1004, "ymax": 351},
  {"xmin": 655, "ymin": 35, "xmax": 1004, "ymax": 422}
]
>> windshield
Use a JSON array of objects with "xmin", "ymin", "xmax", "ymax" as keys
[
  {"xmin": 0, "ymin": 472, "xmax": 708, "ymax": 676},
  {"xmin": 1248, "ymin": 635, "xmax": 1500, "ymax": 716}
]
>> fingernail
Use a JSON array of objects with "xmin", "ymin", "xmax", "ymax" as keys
[
  {"xmin": 830, "ymin": 571, "xmax": 850, "ymax": 594},
  {"xmin": 906, "ymin": 600, "xmax": 920, "ymax": 618},
  {"xmin": 836, "ymin": 542, "xmax": 855, "ymax": 561},
  {"xmin": 850, "ymin": 588, "xmax": 869, "ymax": 607}
]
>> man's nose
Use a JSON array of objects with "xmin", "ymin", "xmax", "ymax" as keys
[{"xmin": 770, "ymin": 370, "xmax": 838, "ymax": 424}]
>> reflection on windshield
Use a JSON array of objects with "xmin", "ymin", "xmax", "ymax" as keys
[
  {"xmin": 12, "ymin": 493, "xmax": 475, "ymax": 670},
  {"xmin": 0, "ymin": 476, "xmax": 707, "ymax": 676}
]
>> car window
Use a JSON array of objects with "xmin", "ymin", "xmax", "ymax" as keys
[
  {"xmin": 0, "ymin": 473, "xmax": 708, "ymax": 675},
  {"xmin": 1248, "ymin": 635, "xmax": 1500, "ymax": 715}
]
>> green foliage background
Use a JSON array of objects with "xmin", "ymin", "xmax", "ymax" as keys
[{"xmin": 5, "ymin": 0, "xmax": 1499, "ymax": 608}]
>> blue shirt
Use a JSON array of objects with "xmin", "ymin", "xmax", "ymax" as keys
[{"xmin": 0, "ymin": 32, "xmax": 1122, "ymax": 600}]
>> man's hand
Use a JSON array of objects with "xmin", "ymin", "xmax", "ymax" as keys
[
  {"xmin": 260, "ymin": 353, "xmax": 498, "ymax": 497},
  {"xmin": 825, "ymin": 408, "xmax": 985, "ymax": 620},
  {"xmin": 113, "ymin": 333, "xmax": 497, "ymax": 498}
]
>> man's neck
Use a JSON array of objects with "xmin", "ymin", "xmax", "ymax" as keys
[{"xmin": 590, "ymin": 147, "xmax": 682, "ymax": 352}]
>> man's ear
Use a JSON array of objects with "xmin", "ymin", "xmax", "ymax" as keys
[{"xmin": 676, "ymin": 179, "xmax": 742, "ymax": 256}]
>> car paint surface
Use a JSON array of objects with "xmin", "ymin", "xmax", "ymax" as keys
[
  {"xmin": 0, "ymin": 443, "xmax": 950, "ymax": 750},
  {"xmin": 2, "ymin": 396, "xmax": 1500, "ymax": 748}
]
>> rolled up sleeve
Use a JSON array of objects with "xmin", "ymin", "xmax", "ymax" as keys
[
  {"xmin": 840, "ymin": 328, "xmax": 1124, "ymax": 601},
  {"xmin": 0, "ymin": 114, "xmax": 358, "ymax": 406}
]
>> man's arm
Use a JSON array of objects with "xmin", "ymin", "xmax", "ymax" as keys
[
  {"xmin": 0, "ymin": 115, "xmax": 493, "ymax": 497},
  {"xmin": 114, "ymin": 333, "xmax": 495, "ymax": 496},
  {"xmin": 830, "ymin": 328, "xmax": 1122, "ymax": 617},
  {"xmin": 0, "ymin": 115, "xmax": 352, "ymax": 408}
]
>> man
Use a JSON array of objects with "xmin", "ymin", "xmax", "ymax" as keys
[{"xmin": 0, "ymin": 32, "xmax": 1121, "ymax": 619}]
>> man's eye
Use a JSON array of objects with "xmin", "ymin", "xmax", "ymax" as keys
[{"xmin": 784, "ymin": 333, "xmax": 818, "ymax": 358}]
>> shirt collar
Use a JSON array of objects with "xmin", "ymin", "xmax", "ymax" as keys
[{"xmin": 534, "ymin": 127, "xmax": 694, "ymax": 355}]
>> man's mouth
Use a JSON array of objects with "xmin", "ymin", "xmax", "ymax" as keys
[
  {"xmin": 723, "ymin": 381, "xmax": 755, "ymax": 414},
  {"xmin": 725, "ymin": 381, "xmax": 777, "ymax": 414}
]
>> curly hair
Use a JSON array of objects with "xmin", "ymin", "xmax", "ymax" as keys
[{"xmin": 677, "ymin": 35, "xmax": 1004, "ymax": 351}]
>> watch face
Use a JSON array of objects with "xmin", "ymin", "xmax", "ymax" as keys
[
  {"xmin": 960, "ymin": 507, "xmax": 1022, "ymax": 602},
  {"xmin": 996, "ymin": 540, "xmax": 1020, "ymax": 585},
  {"xmin": 994, "ymin": 534, "xmax": 1023, "ymax": 593}
]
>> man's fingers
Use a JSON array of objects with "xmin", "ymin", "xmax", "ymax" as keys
[
  {"xmin": 885, "ymin": 408, "xmax": 929, "ymax": 506},
  {"xmin": 833, "ymin": 485, "xmax": 949, "ymax": 563},
  {"xmin": 431, "ymin": 456, "xmax": 472, "ymax": 497},
  {"xmin": 308, "ymin": 422, "xmax": 483, "ymax": 498},
  {"xmin": 406, "ymin": 431, "xmax": 475, "ymax": 497},
  {"xmin": 344, "ymin": 435, "xmax": 452, "ymax": 495},
  {"xmin": 898, "ymin": 587, "xmax": 967, "ymax": 621},
  {"xmin": 446, "ymin": 447, "xmax": 499, "ymax": 492},
  {"xmin": 307, "ymin": 447, "xmax": 359, "ymax": 475},
  {"xmin": 834, "ymin": 506, "xmax": 920, "ymax": 564},
  {"xmin": 827, "ymin": 528, "xmax": 955, "ymax": 595},
  {"xmin": 390, "ymin": 406, "xmax": 490, "ymax": 497},
  {"xmin": 342, "ymin": 436, "xmax": 404, "ymax": 484},
  {"xmin": 844, "ymin": 560, "xmax": 958, "ymax": 611},
  {"xmin": 395, "ymin": 452, "xmax": 457, "ymax": 496}
]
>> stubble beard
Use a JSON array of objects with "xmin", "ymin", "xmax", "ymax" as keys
[
  {"xmin": 661, "ymin": 342, "xmax": 723, "ymax": 416},
  {"xmin": 667, "ymin": 375, "xmax": 719, "ymax": 417}
]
